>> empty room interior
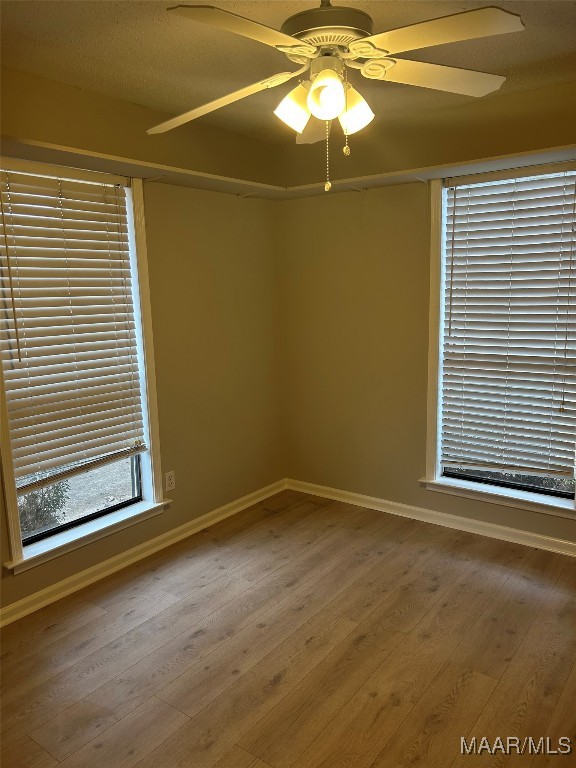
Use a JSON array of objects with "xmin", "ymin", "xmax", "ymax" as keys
[{"xmin": 0, "ymin": 1, "xmax": 575, "ymax": 766}]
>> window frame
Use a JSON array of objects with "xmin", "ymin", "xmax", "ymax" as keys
[
  {"xmin": 423, "ymin": 174, "xmax": 576, "ymax": 520},
  {"xmin": 0, "ymin": 165, "xmax": 166, "ymax": 573},
  {"xmin": 20, "ymin": 455, "xmax": 144, "ymax": 547}
]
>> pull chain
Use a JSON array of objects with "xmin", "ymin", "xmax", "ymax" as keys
[
  {"xmin": 324, "ymin": 121, "xmax": 331, "ymax": 192},
  {"xmin": 343, "ymin": 67, "xmax": 351, "ymax": 157}
]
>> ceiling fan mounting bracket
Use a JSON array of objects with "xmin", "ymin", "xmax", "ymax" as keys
[
  {"xmin": 275, "ymin": 43, "xmax": 318, "ymax": 59},
  {"xmin": 360, "ymin": 58, "xmax": 396, "ymax": 81},
  {"xmin": 348, "ymin": 40, "xmax": 390, "ymax": 59},
  {"xmin": 276, "ymin": 44, "xmax": 319, "ymax": 65},
  {"xmin": 281, "ymin": 51, "xmax": 317, "ymax": 65},
  {"xmin": 280, "ymin": 4, "xmax": 373, "ymax": 49},
  {"xmin": 261, "ymin": 67, "xmax": 308, "ymax": 89}
]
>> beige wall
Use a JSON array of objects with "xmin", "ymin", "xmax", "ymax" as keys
[
  {"xmin": 278, "ymin": 80, "xmax": 576, "ymax": 187},
  {"xmin": 1, "ymin": 68, "xmax": 280, "ymax": 186},
  {"xmin": 276, "ymin": 185, "xmax": 576, "ymax": 542},
  {"xmin": 1, "ymin": 184, "xmax": 282, "ymax": 607},
  {"xmin": 143, "ymin": 184, "xmax": 282, "ymax": 513}
]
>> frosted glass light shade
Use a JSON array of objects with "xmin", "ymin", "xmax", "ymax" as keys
[
  {"xmin": 274, "ymin": 84, "xmax": 311, "ymax": 133},
  {"xmin": 307, "ymin": 69, "xmax": 346, "ymax": 121},
  {"xmin": 338, "ymin": 86, "xmax": 375, "ymax": 135}
]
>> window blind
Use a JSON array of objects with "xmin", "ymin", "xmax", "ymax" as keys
[
  {"xmin": 441, "ymin": 169, "xmax": 576, "ymax": 478},
  {"xmin": 0, "ymin": 168, "xmax": 146, "ymax": 493}
]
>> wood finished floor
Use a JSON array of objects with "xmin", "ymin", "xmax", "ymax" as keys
[{"xmin": 1, "ymin": 490, "xmax": 575, "ymax": 768}]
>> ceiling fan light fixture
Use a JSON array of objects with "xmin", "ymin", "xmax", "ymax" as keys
[
  {"xmin": 307, "ymin": 68, "xmax": 346, "ymax": 121},
  {"xmin": 150, "ymin": 5, "xmax": 524, "ymax": 138},
  {"xmin": 274, "ymin": 83, "xmax": 311, "ymax": 133},
  {"xmin": 338, "ymin": 85, "xmax": 375, "ymax": 135}
]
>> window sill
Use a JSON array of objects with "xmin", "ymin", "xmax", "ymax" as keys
[
  {"xmin": 420, "ymin": 476, "xmax": 575, "ymax": 520},
  {"xmin": 4, "ymin": 499, "xmax": 171, "ymax": 574}
]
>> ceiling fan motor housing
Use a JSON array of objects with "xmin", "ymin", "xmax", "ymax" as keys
[{"xmin": 280, "ymin": 4, "xmax": 373, "ymax": 49}]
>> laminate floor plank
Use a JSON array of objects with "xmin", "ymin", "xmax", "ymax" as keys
[
  {"xmin": 57, "ymin": 696, "xmax": 189, "ymax": 768},
  {"xmin": 22, "ymin": 510, "xmax": 391, "ymax": 755},
  {"xmin": 551, "ymin": 556, "xmax": 576, "ymax": 597},
  {"xmin": 160, "ymin": 499, "xmax": 389, "ymax": 602},
  {"xmin": 159, "ymin": 503, "xmax": 333, "ymax": 600},
  {"xmin": 288, "ymin": 558, "xmax": 509, "ymax": 768},
  {"xmin": 0, "ymin": 735, "xmax": 58, "ymax": 768},
  {"xmin": 29, "ymin": 698, "xmax": 121, "ymax": 761},
  {"xmin": 450, "ymin": 588, "xmax": 576, "ymax": 768},
  {"xmin": 148, "ymin": 497, "xmax": 375, "ymax": 603},
  {"xmin": 0, "ymin": 568, "xmax": 256, "ymax": 744},
  {"xmin": 1, "ymin": 589, "xmax": 180, "ymax": 694},
  {"xmin": 76, "ymin": 498, "xmax": 321, "ymax": 610},
  {"xmin": 151, "ymin": 516, "xmax": 436, "ymax": 722},
  {"xmin": 1, "ymin": 564, "xmax": 249, "ymax": 709},
  {"xmin": 331, "ymin": 531, "xmax": 472, "ymax": 630},
  {"xmin": 212, "ymin": 745, "xmax": 275, "ymax": 768},
  {"xmin": 532, "ymin": 659, "xmax": 576, "ymax": 766},
  {"xmin": 370, "ymin": 662, "xmax": 497, "ymax": 768},
  {"xmin": 0, "ymin": 497, "xmax": 321, "ymax": 682},
  {"xmin": 0, "ymin": 597, "xmax": 107, "ymax": 661},
  {"xmin": 71, "ymin": 491, "xmax": 318, "ymax": 612},
  {"xmin": 134, "ymin": 612, "xmax": 357, "ymax": 768},
  {"xmin": 92, "ymin": 508, "xmax": 402, "ymax": 721},
  {"xmin": 2, "ymin": 493, "xmax": 573, "ymax": 768},
  {"xmin": 450, "ymin": 534, "xmax": 530, "ymax": 573},
  {"xmin": 508, "ymin": 546, "xmax": 574, "ymax": 594},
  {"xmin": 449, "ymin": 574, "xmax": 551, "ymax": 679},
  {"xmin": 238, "ymin": 608, "xmax": 406, "ymax": 768}
]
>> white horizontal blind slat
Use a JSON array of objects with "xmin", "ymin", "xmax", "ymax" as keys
[
  {"xmin": 441, "ymin": 169, "xmax": 576, "ymax": 478},
  {"xmin": 0, "ymin": 168, "xmax": 146, "ymax": 492}
]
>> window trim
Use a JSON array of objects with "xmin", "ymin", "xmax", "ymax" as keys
[
  {"xmin": 420, "ymin": 476, "xmax": 575, "ymax": 520},
  {"xmin": 424, "ymin": 175, "xmax": 576, "ymax": 518},
  {"xmin": 6, "ymin": 500, "xmax": 167, "ymax": 574},
  {"xmin": 1, "ymin": 174, "xmax": 167, "ymax": 571}
]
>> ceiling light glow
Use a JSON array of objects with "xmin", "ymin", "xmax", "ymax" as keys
[
  {"xmin": 274, "ymin": 83, "xmax": 311, "ymax": 133},
  {"xmin": 338, "ymin": 85, "xmax": 375, "ymax": 135},
  {"xmin": 307, "ymin": 69, "xmax": 346, "ymax": 121}
]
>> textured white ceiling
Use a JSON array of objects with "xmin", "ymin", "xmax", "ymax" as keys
[{"xmin": 2, "ymin": 1, "xmax": 576, "ymax": 143}]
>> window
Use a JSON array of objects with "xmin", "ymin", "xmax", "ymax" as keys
[
  {"xmin": 0, "ymin": 160, "xmax": 163, "ymax": 566},
  {"xmin": 427, "ymin": 165, "xmax": 575, "ymax": 513}
]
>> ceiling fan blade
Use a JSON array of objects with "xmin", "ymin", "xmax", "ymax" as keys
[
  {"xmin": 349, "ymin": 8, "xmax": 524, "ymax": 58},
  {"xmin": 296, "ymin": 117, "xmax": 329, "ymax": 145},
  {"xmin": 148, "ymin": 67, "xmax": 307, "ymax": 134},
  {"xmin": 383, "ymin": 59, "xmax": 505, "ymax": 97},
  {"xmin": 168, "ymin": 5, "xmax": 316, "ymax": 56}
]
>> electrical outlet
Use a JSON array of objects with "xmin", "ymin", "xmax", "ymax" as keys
[{"xmin": 165, "ymin": 470, "xmax": 176, "ymax": 492}]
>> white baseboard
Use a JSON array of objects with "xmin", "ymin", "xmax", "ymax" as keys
[
  {"xmin": 285, "ymin": 479, "xmax": 576, "ymax": 558},
  {"xmin": 0, "ymin": 479, "xmax": 288, "ymax": 627},
  {"xmin": 2, "ymin": 476, "xmax": 573, "ymax": 626}
]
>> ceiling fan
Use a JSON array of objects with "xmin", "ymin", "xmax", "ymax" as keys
[{"xmin": 148, "ymin": 1, "xmax": 525, "ymax": 139}]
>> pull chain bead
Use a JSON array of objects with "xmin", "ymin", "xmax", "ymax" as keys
[{"xmin": 325, "ymin": 120, "xmax": 331, "ymax": 192}]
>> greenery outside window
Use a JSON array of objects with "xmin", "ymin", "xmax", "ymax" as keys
[{"xmin": 18, "ymin": 455, "xmax": 142, "ymax": 544}]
